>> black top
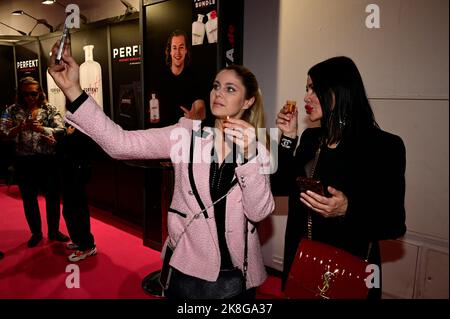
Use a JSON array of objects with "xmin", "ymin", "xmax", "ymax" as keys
[
  {"xmin": 57, "ymin": 126, "xmax": 93, "ymax": 168},
  {"xmin": 153, "ymin": 66, "xmax": 204, "ymax": 127},
  {"xmin": 271, "ymin": 127, "xmax": 407, "ymax": 290},
  {"xmin": 209, "ymin": 145, "xmax": 237, "ymax": 270}
]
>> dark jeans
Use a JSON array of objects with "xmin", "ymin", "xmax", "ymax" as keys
[
  {"xmin": 15, "ymin": 155, "xmax": 61, "ymax": 236},
  {"xmin": 61, "ymin": 162, "xmax": 94, "ymax": 251},
  {"xmin": 165, "ymin": 267, "xmax": 256, "ymax": 300}
]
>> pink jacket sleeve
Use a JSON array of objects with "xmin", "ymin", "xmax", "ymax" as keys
[{"xmin": 64, "ymin": 95, "xmax": 177, "ymax": 160}]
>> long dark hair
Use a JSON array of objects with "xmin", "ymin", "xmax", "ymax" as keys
[
  {"xmin": 308, "ymin": 56, "xmax": 378, "ymax": 144},
  {"xmin": 165, "ymin": 29, "xmax": 191, "ymax": 67}
]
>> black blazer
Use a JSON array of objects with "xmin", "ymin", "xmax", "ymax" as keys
[{"xmin": 271, "ymin": 127, "xmax": 407, "ymax": 290}]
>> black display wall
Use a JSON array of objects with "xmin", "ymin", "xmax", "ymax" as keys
[
  {"xmin": 15, "ymin": 41, "xmax": 41, "ymax": 82},
  {"xmin": 0, "ymin": 45, "xmax": 16, "ymax": 108},
  {"xmin": 70, "ymin": 26, "xmax": 111, "ymax": 117},
  {"xmin": 110, "ymin": 20, "xmax": 142, "ymax": 130},
  {"xmin": 0, "ymin": 44, "xmax": 16, "ymax": 180},
  {"xmin": 143, "ymin": 0, "xmax": 194, "ymax": 128},
  {"xmin": 218, "ymin": 0, "xmax": 244, "ymax": 67},
  {"xmin": 142, "ymin": 0, "xmax": 244, "ymax": 128}
]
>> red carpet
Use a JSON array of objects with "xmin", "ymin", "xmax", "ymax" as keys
[{"xmin": 0, "ymin": 183, "xmax": 282, "ymax": 299}]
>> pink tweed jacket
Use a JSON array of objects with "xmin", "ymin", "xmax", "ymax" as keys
[{"xmin": 65, "ymin": 96, "xmax": 275, "ymax": 289}]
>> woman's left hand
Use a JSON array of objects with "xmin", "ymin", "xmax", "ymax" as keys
[
  {"xmin": 223, "ymin": 118, "xmax": 257, "ymax": 160},
  {"xmin": 300, "ymin": 186, "xmax": 348, "ymax": 218}
]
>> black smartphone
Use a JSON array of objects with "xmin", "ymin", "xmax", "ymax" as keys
[
  {"xmin": 55, "ymin": 24, "xmax": 69, "ymax": 64},
  {"xmin": 296, "ymin": 176, "xmax": 325, "ymax": 196}
]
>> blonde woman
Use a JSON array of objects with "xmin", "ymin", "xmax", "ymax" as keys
[{"xmin": 48, "ymin": 40, "xmax": 274, "ymax": 299}]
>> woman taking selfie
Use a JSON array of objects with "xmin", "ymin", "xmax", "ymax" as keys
[{"xmin": 48, "ymin": 38, "xmax": 274, "ymax": 299}]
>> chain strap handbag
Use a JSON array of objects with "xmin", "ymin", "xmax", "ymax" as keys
[
  {"xmin": 159, "ymin": 185, "xmax": 249, "ymax": 299},
  {"xmin": 159, "ymin": 131, "xmax": 248, "ymax": 299},
  {"xmin": 285, "ymin": 141, "xmax": 371, "ymax": 299}
]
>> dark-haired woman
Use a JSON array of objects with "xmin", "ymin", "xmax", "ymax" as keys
[{"xmin": 273, "ymin": 56, "xmax": 407, "ymax": 299}]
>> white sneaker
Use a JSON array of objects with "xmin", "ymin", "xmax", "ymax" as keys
[
  {"xmin": 66, "ymin": 242, "xmax": 79, "ymax": 250},
  {"xmin": 68, "ymin": 246, "xmax": 97, "ymax": 262}
]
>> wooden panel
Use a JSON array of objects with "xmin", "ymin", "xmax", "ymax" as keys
[
  {"xmin": 380, "ymin": 239, "xmax": 418, "ymax": 298},
  {"xmin": 420, "ymin": 249, "xmax": 449, "ymax": 298}
]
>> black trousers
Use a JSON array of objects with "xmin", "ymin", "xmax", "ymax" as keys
[
  {"xmin": 15, "ymin": 155, "xmax": 61, "ymax": 236},
  {"xmin": 61, "ymin": 162, "xmax": 94, "ymax": 251}
]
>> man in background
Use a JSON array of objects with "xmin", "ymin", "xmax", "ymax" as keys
[{"xmin": 155, "ymin": 29, "xmax": 206, "ymax": 126}]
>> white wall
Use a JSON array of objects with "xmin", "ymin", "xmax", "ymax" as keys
[{"xmin": 244, "ymin": 0, "xmax": 448, "ymax": 298}]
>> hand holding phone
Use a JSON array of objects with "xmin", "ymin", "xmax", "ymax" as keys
[
  {"xmin": 55, "ymin": 24, "xmax": 69, "ymax": 64},
  {"xmin": 296, "ymin": 176, "xmax": 325, "ymax": 196}
]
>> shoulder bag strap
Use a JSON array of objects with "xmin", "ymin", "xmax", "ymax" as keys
[{"xmin": 307, "ymin": 142, "xmax": 322, "ymax": 240}]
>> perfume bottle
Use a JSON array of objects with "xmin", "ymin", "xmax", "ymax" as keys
[
  {"xmin": 46, "ymin": 69, "xmax": 66, "ymax": 116},
  {"xmin": 80, "ymin": 45, "xmax": 103, "ymax": 109},
  {"xmin": 205, "ymin": 10, "xmax": 218, "ymax": 44},
  {"xmin": 192, "ymin": 14, "xmax": 205, "ymax": 46},
  {"xmin": 149, "ymin": 93, "xmax": 160, "ymax": 123}
]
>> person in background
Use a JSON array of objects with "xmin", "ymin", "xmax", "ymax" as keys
[
  {"xmin": 155, "ymin": 29, "xmax": 206, "ymax": 126},
  {"xmin": 0, "ymin": 77, "xmax": 69, "ymax": 247},
  {"xmin": 48, "ymin": 37, "xmax": 274, "ymax": 299},
  {"xmin": 272, "ymin": 56, "xmax": 407, "ymax": 299},
  {"xmin": 57, "ymin": 124, "xmax": 97, "ymax": 262}
]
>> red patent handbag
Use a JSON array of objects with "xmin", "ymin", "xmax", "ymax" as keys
[
  {"xmin": 285, "ymin": 142, "xmax": 370, "ymax": 299},
  {"xmin": 284, "ymin": 239, "xmax": 370, "ymax": 299}
]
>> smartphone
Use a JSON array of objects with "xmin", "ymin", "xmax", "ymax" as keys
[
  {"xmin": 296, "ymin": 176, "xmax": 325, "ymax": 196},
  {"xmin": 55, "ymin": 24, "xmax": 70, "ymax": 64}
]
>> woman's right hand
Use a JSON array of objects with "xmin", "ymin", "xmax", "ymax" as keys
[
  {"xmin": 48, "ymin": 38, "xmax": 83, "ymax": 103},
  {"xmin": 276, "ymin": 104, "xmax": 298, "ymax": 138}
]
